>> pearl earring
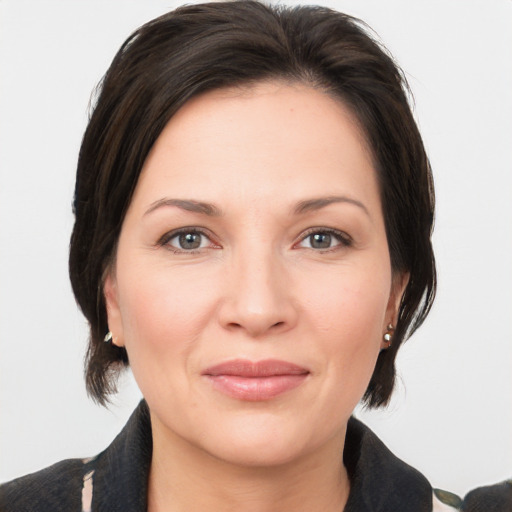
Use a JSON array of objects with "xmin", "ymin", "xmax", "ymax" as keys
[{"xmin": 383, "ymin": 324, "xmax": 395, "ymax": 347}]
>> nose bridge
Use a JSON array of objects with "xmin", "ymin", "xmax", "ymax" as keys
[
  {"xmin": 239, "ymin": 243, "xmax": 278, "ymax": 303},
  {"xmin": 220, "ymin": 235, "xmax": 296, "ymax": 336}
]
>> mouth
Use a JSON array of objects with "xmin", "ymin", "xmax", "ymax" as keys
[{"xmin": 202, "ymin": 359, "xmax": 310, "ymax": 401}]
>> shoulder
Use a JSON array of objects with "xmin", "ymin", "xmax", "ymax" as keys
[
  {"xmin": 433, "ymin": 480, "xmax": 512, "ymax": 511},
  {"xmin": 0, "ymin": 401, "xmax": 152, "ymax": 512},
  {"xmin": 462, "ymin": 479, "xmax": 512, "ymax": 512},
  {"xmin": 0, "ymin": 457, "xmax": 90, "ymax": 511},
  {"xmin": 345, "ymin": 418, "xmax": 512, "ymax": 512}
]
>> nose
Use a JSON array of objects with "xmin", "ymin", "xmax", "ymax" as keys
[{"xmin": 218, "ymin": 247, "xmax": 298, "ymax": 338}]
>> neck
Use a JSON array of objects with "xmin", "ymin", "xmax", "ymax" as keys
[{"xmin": 147, "ymin": 418, "xmax": 350, "ymax": 512}]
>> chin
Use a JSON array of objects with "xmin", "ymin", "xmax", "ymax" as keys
[
  {"xmin": 209, "ymin": 438, "xmax": 304, "ymax": 469},
  {"xmin": 198, "ymin": 415, "xmax": 321, "ymax": 468}
]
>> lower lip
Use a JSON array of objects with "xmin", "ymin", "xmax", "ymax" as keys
[{"xmin": 205, "ymin": 374, "xmax": 308, "ymax": 401}]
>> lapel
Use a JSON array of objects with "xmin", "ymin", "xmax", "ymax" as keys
[
  {"xmin": 90, "ymin": 401, "xmax": 152, "ymax": 512},
  {"xmin": 343, "ymin": 416, "xmax": 432, "ymax": 511}
]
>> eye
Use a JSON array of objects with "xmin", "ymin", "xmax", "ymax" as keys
[
  {"xmin": 297, "ymin": 229, "xmax": 352, "ymax": 251},
  {"xmin": 160, "ymin": 229, "xmax": 214, "ymax": 252}
]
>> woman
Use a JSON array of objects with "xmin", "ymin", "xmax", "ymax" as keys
[{"xmin": 1, "ymin": 2, "xmax": 510, "ymax": 511}]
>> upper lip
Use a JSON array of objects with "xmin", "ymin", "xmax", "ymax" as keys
[{"xmin": 202, "ymin": 359, "xmax": 309, "ymax": 377}]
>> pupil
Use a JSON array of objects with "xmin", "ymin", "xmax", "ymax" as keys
[
  {"xmin": 179, "ymin": 232, "xmax": 201, "ymax": 249},
  {"xmin": 311, "ymin": 233, "xmax": 331, "ymax": 248}
]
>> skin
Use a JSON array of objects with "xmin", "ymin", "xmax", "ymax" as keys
[{"xmin": 104, "ymin": 81, "xmax": 407, "ymax": 511}]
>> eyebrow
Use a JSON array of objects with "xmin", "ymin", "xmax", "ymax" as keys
[
  {"xmin": 293, "ymin": 196, "xmax": 370, "ymax": 216},
  {"xmin": 144, "ymin": 195, "xmax": 369, "ymax": 218},
  {"xmin": 144, "ymin": 198, "xmax": 223, "ymax": 217}
]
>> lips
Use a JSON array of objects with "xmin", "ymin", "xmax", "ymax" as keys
[{"xmin": 202, "ymin": 359, "xmax": 309, "ymax": 401}]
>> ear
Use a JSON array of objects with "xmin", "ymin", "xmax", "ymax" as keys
[
  {"xmin": 381, "ymin": 271, "xmax": 409, "ymax": 348},
  {"xmin": 103, "ymin": 272, "xmax": 125, "ymax": 347}
]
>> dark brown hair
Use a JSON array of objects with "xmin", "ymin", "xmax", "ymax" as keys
[{"xmin": 69, "ymin": 0, "xmax": 436, "ymax": 407}]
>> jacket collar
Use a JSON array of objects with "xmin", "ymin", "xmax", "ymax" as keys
[
  {"xmin": 89, "ymin": 401, "xmax": 432, "ymax": 511},
  {"xmin": 343, "ymin": 416, "xmax": 432, "ymax": 511},
  {"xmin": 89, "ymin": 400, "xmax": 152, "ymax": 511}
]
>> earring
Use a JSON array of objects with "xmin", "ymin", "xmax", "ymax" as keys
[
  {"xmin": 383, "ymin": 324, "xmax": 395, "ymax": 347},
  {"xmin": 104, "ymin": 331, "xmax": 113, "ymax": 343}
]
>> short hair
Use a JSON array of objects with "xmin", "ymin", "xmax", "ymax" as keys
[{"xmin": 69, "ymin": 0, "xmax": 436, "ymax": 407}]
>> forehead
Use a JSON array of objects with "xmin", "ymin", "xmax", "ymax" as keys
[
  {"xmin": 132, "ymin": 81, "xmax": 378, "ymax": 212},
  {"xmin": 158, "ymin": 81, "xmax": 372, "ymax": 163}
]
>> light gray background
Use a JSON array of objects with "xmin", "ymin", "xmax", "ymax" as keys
[{"xmin": 1, "ymin": 0, "xmax": 511, "ymax": 496}]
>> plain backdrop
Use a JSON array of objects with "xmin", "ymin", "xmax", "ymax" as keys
[{"xmin": 1, "ymin": 0, "xmax": 511, "ymax": 497}]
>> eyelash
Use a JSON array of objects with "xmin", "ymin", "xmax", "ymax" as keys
[
  {"xmin": 157, "ymin": 227, "xmax": 353, "ymax": 254},
  {"xmin": 297, "ymin": 227, "xmax": 353, "ymax": 252},
  {"xmin": 158, "ymin": 228, "xmax": 217, "ymax": 254}
]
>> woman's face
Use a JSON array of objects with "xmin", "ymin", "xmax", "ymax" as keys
[{"xmin": 105, "ymin": 82, "xmax": 405, "ymax": 466}]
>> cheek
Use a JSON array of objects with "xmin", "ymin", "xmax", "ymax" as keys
[
  {"xmin": 301, "ymin": 266, "xmax": 390, "ymax": 380},
  {"xmin": 305, "ymin": 268, "xmax": 389, "ymax": 338},
  {"xmin": 114, "ymin": 260, "xmax": 224, "ymax": 407},
  {"xmin": 116, "ymin": 260, "xmax": 219, "ymax": 359}
]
